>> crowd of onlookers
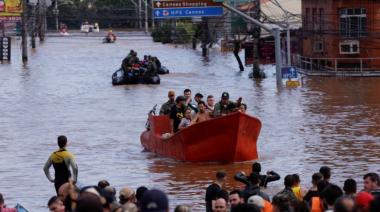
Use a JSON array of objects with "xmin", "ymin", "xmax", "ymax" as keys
[
  {"xmin": 2, "ymin": 162, "xmax": 379, "ymax": 212},
  {"xmin": 205, "ymin": 163, "xmax": 380, "ymax": 212}
]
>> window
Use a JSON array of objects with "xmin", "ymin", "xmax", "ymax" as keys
[
  {"xmin": 339, "ymin": 40, "xmax": 360, "ymax": 54},
  {"xmin": 312, "ymin": 8, "xmax": 318, "ymax": 31},
  {"xmin": 313, "ymin": 40, "xmax": 324, "ymax": 52},
  {"xmin": 305, "ymin": 8, "xmax": 310, "ymax": 30},
  {"xmin": 340, "ymin": 8, "xmax": 367, "ymax": 37},
  {"xmin": 319, "ymin": 8, "xmax": 324, "ymax": 32}
]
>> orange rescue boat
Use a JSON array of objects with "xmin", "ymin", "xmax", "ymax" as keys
[{"xmin": 140, "ymin": 112, "xmax": 262, "ymax": 163}]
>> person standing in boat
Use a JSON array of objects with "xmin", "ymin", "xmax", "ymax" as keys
[
  {"xmin": 206, "ymin": 95, "xmax": 215, "ymax": 115},
  {"xmin": 184, "ymin": 89, "xmax": 198, "ymax": 113},
  {"xmin": 44, "ymin": 135, "xmax": 78, "ymax": 194},
  {"xmin": 159, "ymin": 90, "xmax": 176, "ymax": 115},
  {"xmin": 213, "ymin": 92, "xmax": 241, "ymax": 117},
  {"xmin": 191, "ymin": 101, "xmax": 211, "ymax": 124},
  {"xmin": 170, "ymin": 96, "xmax": 187, "ymax": 133}
]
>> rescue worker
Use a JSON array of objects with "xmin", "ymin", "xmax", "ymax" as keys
[
  {"xmin": 213, "ymin": 92, "xmax": 241, "ymax": 117},
  {"xmin": 44, "ymin": 135, "xmax": 78, "ymax": 194},
  {"xmin": 159, "ymin": 91, "xmax": 176, "ymax": 115}
]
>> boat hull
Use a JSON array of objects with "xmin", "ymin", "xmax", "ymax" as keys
[{"xmin": 140, "ymin": 112, "xmax": 261, "ymax": 163}]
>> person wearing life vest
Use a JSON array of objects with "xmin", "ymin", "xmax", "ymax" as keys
[{"xmin": 44, "ymin": 135, "xmax": 78, "ymax": 194}]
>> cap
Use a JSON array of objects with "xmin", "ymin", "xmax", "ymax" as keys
[
  {"xmin": 221, "ymin": 92, "xmax": 229, "ymax": 99},
  {"xmin": 168, "ymin": 91, "xmax": 175, "ymax": 97},
  {"xmin": 140, "ymin": 189, "xmax": 169, "ymax": 212},
  {"xmin": 119, "ymin": 187, "xmax": 134, "ymax": 200},
  {"xmin": 355, "ymin": 192, "xmax": 374, "ymax": 209},
  {"xmin": 247, "ymin": 195, "xmax": 264, "ymax": 208},
  {"xmin": 176, "ymin": 95, "xmax": 186, "ymax": 103},
  {"xmin": 195, "ymin": 93, "xmax": 203, "ymax": 98}
]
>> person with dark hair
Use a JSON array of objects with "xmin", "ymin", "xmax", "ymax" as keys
[
  {"xmin": 272, "ymin": 193, "xmax": 292, "ymax": 212},
  {"xmin": 363, "ymin": 172, "xmax": 380, "ymax": 197},
  {"xmin": 303, "ymin": 173, "xmax": 323, "ymax": 204},
  {"xmin": 343, "ymin": 178, "xmax": 357, "ymax": 197},
  {"xmin": 191, "ymin": 101, "xmax": 211, "ymax": 124},
  {"xmin": 136, "ymin": 186, "xmax": 148, "ymax": 206},
  {"xmin": 238, "ymin": 103, "xmax": 247, "ymax": 113},
  {"xmin": 231, "ymin": 203, "xmax": 261, "ymax": 212},
  {"xmin": 334, "ymin": 196, "xmax": 355, "ymax": 212},
  {"xmin": 44, "ymin": 135, "xmax": 78, "ymax": 194},
  {"xmin": 0, "ymin": 193, "xmax": 16, "ymax": 212},
  {"xmin": 183, "ymin": 88, "xmax": 198, "ymax": 113},
  {"xmin": 273, "ymin": 175, "xmax": 298, "ymax": 204},
  {"xmin": 140, "ymin": 189, "xmax": 169, "ymax": 212},
  {"xmin": 98, "ymin": 180, "xmax": 110, "ymax": 189},
  {"xmin": 292, "ymin": 174, "xmax": 303, "ymax": 201},
  {"xmin": 235, "ymin": 172, "xmax": 270, "ymax": 202},
  {"xmin": 170, "ymin": 96, "xmax": 187, "ymax": 133},
  {"xmin": 229, "ymin": 189, "xmax": 244, "ymax": 208},
  {"xmin": 320, "ymin": 184, "xmax": 343, "ymax": 211},
  {"xmin": 206, "ymin": 95, "xmax": 215, "ymax": 114},
  {"xmin": 76, "ymin": 192, "xmax": 103, "ymax": 212},
  {"xmin": 47, "ymin": 196, "xmax": 65, "ymax": 212},
  {"xmin": 319, "ymin": 166, "xmax": 331, "ymax": 183},
  {"xmin": 205, "ymin": 170, "xmax": 227, "ymax": 212},
  {"xmin": 252, "ymin": 162, "xmax": 280, "ymax": 187}
]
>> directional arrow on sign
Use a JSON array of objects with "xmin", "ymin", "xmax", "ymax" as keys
[
  {"xmin": 156, "ymin": 1, "xmax": 161, "ymax": 7},
  {"xmin": 155, "ymin": 10, "xmax": 161, "ymax": 16}
]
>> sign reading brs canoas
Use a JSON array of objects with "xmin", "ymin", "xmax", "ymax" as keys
[{"xmin": 153, "ymin": 0, "xmax": 223, "ymax": 18}]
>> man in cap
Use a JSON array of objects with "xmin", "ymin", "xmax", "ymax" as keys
[
  {"xmin": 170, "ymin": 96, "xmax": 187, "ymax": 133},
  {"xmin": 159, "ymin": 91, "xmax": 176, "ymax": 115},
  {"xmin": 213, "ymin": 92, "xmax": 242, "ymax": 117},
  {"xmin": 139, "ymin": 189, "xmax": 169, "ymax": 212}
]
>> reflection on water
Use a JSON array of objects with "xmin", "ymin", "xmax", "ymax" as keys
[{"xmin": 0, "ymin": 36, "xmax": 379, "ymax": 210}]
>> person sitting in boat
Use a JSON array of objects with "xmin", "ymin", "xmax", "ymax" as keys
[
  {"xmin": 178, "ymin": 108, "xmax": 192, "ymax": 130},
  {"xmin": 146, "ymin": 57, "xmax": 158, "ymax": 76},
  {"xmin": 122, "ymin": 50, "xmax": 139, "ymax": 72},
  {"xmin": 152, "ymin": 56, "xmax": 161, "ymax": 69},
  {"xmin": 159, "ymin": 90, "xmax": 176, "ymax": 115},
  {"xmin": 213, "ymin": 92, "xmax": 242, "ymax": 117},
  {"xmin": 239, "ymin": 103, "xmax": 247, "ymax": 113},
  {"xmin": 191, "ymin": 101, "xmax": 211, "ymax": 125},
  {"xmin": 170, "ymin": 96, "xmax": 187, "ymax": 133},
  {"xmin": 105, "ymin": 30, "xmax": 116, "ymax": 42},
  {"xmin": 206, "ymin": 95, "xmax": 215, "ymax": 115}
]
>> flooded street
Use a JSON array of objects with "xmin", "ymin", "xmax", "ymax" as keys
[{"xmin": 1, "ymin": 34, "xmax": 380, "ymax": 210}]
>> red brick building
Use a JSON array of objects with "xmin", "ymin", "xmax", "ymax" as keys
[{"xmin": 300, "ymin": 0, "xmax": 380, "ymax": 73}]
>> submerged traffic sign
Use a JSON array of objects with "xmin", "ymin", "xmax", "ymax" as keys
[{"xmin": 153, "ymin": 6, "xmax": 223, "ymax": 18}]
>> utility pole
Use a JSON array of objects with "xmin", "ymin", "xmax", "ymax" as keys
[
  {"xmin": 138, "ymin": 0, "xmax": 142, "ymax": 29},
  {"xmin": 145, "ymin": 0, "xmax": 148, "ymax": 33},
  {"xmin": 31, "ymin": 4, "xmax": 36, "ymax": 48},
  {"xmin": 54, "ymin": 0, "xmax": 59, "ymax": 31},
  {"xmin": 286, "ymin": 13, "xmax": 291, "ymax": 66},
  {"xmin": 151, "ymin": 0, "xmax": 155, "ymax": 29},
  {"xmin": 21, "ymin": 0, "xmax": 28, "ymax": 62},
  {"xmin": 201, "ymin": 17, "xmax": 209, "ymax": 57},
  {"xmin": 251, "ymin": 0, "xmax": 262, "ymax": 78},
  {"xmin": 222, "ymin": 3, "xmax": 282, "ymax": 86},
  {"xmin": 38, "ymin": 0, "xmax": 46, "ymax": 42}
]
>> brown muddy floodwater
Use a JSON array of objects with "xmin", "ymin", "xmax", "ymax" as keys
[{"xmin": 0, "ymin": 35, "xmax": 380, "ymax": 211}]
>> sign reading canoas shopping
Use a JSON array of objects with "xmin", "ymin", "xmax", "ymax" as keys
[{"xmin": 0, "ymin": 0, "xmax": 22, "ymax": 16}]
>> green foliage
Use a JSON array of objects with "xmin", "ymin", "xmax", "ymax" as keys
[{"xmin": 151, "ymin": 21, "xmax": 195, "ymax": 44}]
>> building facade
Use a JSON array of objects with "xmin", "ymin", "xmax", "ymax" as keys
[{"xmin": 300, "ymin": 0, "xmax": 380, "ymax": 73}]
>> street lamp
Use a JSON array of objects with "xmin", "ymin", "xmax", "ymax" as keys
[{"xmin": 53, "ymin": 0, "xmax": 59, "ymax": 31}]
